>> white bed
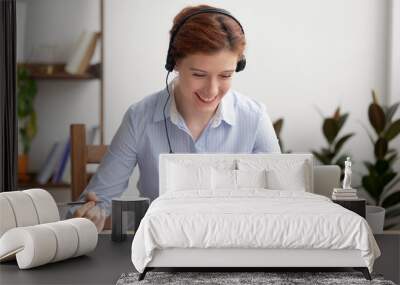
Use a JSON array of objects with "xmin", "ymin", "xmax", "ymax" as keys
[{"xmin": 131, "ymin": 154, "xmax": 380, "ymax": 280}]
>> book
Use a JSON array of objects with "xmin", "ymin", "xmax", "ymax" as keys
[
  {"xmin": 52, "ymin": 139, "xmax": 71, "ymax": 183},
  {"xmin": 332, "ymin": 193, "xmax": 358, "ymax": 200},
  {"xmin": 76, "ymin": 32, "xmax": 100, "ymax": 74},
  {"xmin": 333, "ymin": 188, "xmax": 357, "ymax": 193},
  {"xmin": 332, "ymin": 193, "xmax": 358, "ymax": 197},
  {"xmin": 65, "ymin": 31, "xmax": 100, "ymax": 75},
  {"xmin": 37, "ymin": 142, "xmax": 62, "ymax": 184},
  {"xmin": 331, "ymin": 196, "xmax": 359, "ymax": 201}
]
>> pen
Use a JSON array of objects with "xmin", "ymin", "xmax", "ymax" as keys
[{"xmin": 57, "ymin": 201, "xmax": 104, "ymax": 207}]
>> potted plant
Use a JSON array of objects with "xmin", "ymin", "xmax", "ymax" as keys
[
  {"xmin": 362, "ymin": 90, "xmax": 400, "ymax": 231},
  {"xmin": 17, "ymin": 66, "xmax": 38, "ymax": 182},
  {"xmin": 311, "ymin": 107, "xmax": 354, "ymax": 176},
  {"xmin": 273, "ymin": 118, "xmax": 290, "ymax": 153}
]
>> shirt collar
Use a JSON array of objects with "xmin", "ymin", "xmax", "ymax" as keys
[{"xmin": 153, "ymin": 78, "xmax": 236, "ymax": 127}]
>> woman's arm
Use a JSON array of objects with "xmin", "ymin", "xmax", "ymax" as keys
[{"xmin": 67, "ymin": 109, "xmax": 138, "ymax": 229}]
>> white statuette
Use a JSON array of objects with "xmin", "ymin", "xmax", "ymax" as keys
[{"xmin": 342, "ymin": 157, "xmax": 352, "ymax": 190}]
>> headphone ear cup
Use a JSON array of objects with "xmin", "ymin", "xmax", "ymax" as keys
[
  {"xmin": 165, "ymin": 53, "xmax": 175, "ymax": 72},
  {"xmin": 235, "ymin": 57, "xmax": 246, "ymax": 72}
]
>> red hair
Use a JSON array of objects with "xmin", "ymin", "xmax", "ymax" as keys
[{"xmin": 169, "ymin": 5, "xmax": 246, "ymax": 62}]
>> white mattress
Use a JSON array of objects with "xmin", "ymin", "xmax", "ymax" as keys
[{"xmin": 131, "ymin": 190, "xmax": 380, "ymax": 273}]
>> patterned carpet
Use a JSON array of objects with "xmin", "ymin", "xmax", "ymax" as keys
[{"xmin": 116, "ymin": 271, "xmax": 396, "ymax": 285}]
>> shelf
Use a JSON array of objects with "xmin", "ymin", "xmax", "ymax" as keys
[
  {"xmin": 18, "ymin": 63, "xmax": 101, "ymax": 80},
  {"xmin": 18, "ymin": 173, "xmax": 70, "ymax": 190}
]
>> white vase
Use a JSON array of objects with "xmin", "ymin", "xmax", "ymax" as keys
[{"xmin": 366, "ymin": 205, "xmax": 385, "ymax": 234}]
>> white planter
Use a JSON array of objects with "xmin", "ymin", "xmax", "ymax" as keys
[{"xmin": 366, "ymin": 205, "xmax": 385, "ymax": 234}]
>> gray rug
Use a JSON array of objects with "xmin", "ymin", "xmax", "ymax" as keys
[{"xmin": 116, "ymin": 271, "xmax": 396, "ymax": 285}]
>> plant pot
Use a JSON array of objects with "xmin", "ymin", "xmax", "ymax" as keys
[
  {"xmin": 18, "ymin": 154, "xmax": 30, "ymax": 182},
  {"xmin": 366, "ymin": 205, "xmax": 385, "ymax": 234}
]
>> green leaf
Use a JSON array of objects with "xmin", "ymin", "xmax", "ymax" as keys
[
  {"xmin": 273, "ymin": 118, "xmax": 283, "ymax": 136},
  {"xmin": 385, "ymin": 102, "xmax": 400, "ymax": 123},
  {"xmin": 374, "ymin": 138, "xmax": 388, "ymax": 159},
  {"xmin": 375, "ymin": 159, "xmax": 390, "ymax": 175},
  {"xmin": 368, "ymin": 103, "xmax": 386, "ymax": 135},
  {"xmin": 338, "ymin": 113, "xmax": 349, "ymax": 130},
  {"xmin": 311, "ymin": 151, "xmax": 331, "ymax": 165},
  {"xmin": 381, "ymin": 172, "xmax": 397, "ymax": 189},
  {"xmin": 382, "ymin": 191, "xmax": 400, "ymax": 208},
  {"xmin": 363, "ymin": 161, "xmax": 375, "ymax": 173},
  {"xmin": 387, "ymin": 153, "xmax": 398, "ymax": 166},
  {"xmin": 323, "ymin": 118, "xmax": 339, "ymax": 144},
  {"xmin": 26, "ymin": 112, "xmax": 37, "ymax": 140},
  {"xmin": 362, "ymin": 175, "xmax": 380, "ymax": 203},
  {"xmin": 384, "ymin": 119, "xmax": 400, "ymax": 141},
  {"xmin": 334, "ymin": 154, "xmax": 348, "ymax": 171},
  {"xmin": 333, "ymin": 133, "xmax": 354, "ymax": 154}
]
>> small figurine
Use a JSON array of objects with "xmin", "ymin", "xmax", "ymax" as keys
[{"xmin": 342, "ymin": 157, "xmax": 352, "ymax": 189}]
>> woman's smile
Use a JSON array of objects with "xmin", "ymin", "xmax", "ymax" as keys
[{"xmin": 195, "ymin": 92, "xmax": 218, "ymax": 104}]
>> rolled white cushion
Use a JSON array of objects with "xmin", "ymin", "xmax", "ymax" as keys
[
  {"xmin": 1, "ymin": 191, "xmax": 39, "ymax": 227},
  {"xmin": 42, "ymin": 221, "xmax": 79, "ymax": 262},
  {"xmin": 0, "ymin": 226, "xmax": 57, "ymax": 269},
  {"xmin": 0, "ymin": 218, "xmax": 98, "ymax": 269},
  {"xmin": 23, "ymin": 189, "xmax": 59, "ymax": 223},
  {"xmin": 64, "ymin": 218, "xmax": 98, "ymax": 257},
  {"xmin": 0, "ymin": 196, "xmax": 17, "ymax": 237}
]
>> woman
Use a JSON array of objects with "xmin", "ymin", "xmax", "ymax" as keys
[{"xmin": 70, "ymin": 5, "xmax": 280, "ymax": 232}]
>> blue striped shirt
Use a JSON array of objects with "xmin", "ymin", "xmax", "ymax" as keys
[{"xmin": 71, "ymin": 84, "xmax": 280, "ymax": 215}]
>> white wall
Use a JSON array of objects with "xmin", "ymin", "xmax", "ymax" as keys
[
  {"xmin": 388, "ymin": 0, "xmax": 400, "ymax": 176},
  {"xmin": 20, "ymin": 0, "xmax": 397, "ymax": 196}
]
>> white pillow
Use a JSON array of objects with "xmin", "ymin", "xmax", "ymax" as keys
[
  {"xmin": 211, "ymin": 169, "xmax": 268, "ymax": 190},
  {"xmin": 211, "ymin": 168, "xmax": 237, "ymax": 190},
  {"xmin": 266, "ymin": 165, "xmax": 306, "ymax": 191},
  {"xmin": 237, "ymin": 169, "xmax": 267, "ymax": 189},
  {"xmin": 238, "ymin": 158, "xmax": 309, "ymax": 191},
  {"xmin": 166, "ymin": 162, "xmax": 212, "ymax": 192}
]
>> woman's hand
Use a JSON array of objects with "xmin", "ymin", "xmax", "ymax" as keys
[{"xmin": 73, "ymin": 192, "xmax": 106, "ymax": 233}]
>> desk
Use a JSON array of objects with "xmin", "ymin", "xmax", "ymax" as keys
[{"xmin": 0, "ymin": 234, "xmax": 134, "ymax": 285}]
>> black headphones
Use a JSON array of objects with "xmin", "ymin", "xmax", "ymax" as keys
[{"xmin": 165, "ymin": 8, "xmax": 246, "ymax": 72}]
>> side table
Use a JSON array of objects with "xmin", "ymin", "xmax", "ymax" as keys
[
  {"xmin": 112, "ymin": 197, "xmax": 150, "ymax": 242},
  {"xmin": 332, "ymin": 198, "xmax": 366, "ymax": 218}
]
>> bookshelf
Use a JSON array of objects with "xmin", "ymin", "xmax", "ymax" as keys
[
  {"xmin": 19, "ymin": 63, "xmax": 101, "ymax": 80},
  {"xmin": 18, "ymin": 173, "xmax": 70, "ymax": 189},
  {"xmin": 17, "ymin": 172, "xmax": 94, "ymax": 190},
  {"xmin": 17, "ymin": 0, "xmax": 105, "ymax": 190}
]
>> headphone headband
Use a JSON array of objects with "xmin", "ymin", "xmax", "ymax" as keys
[{"xmin": 165, "ymin": 8, "xmax": 246, "ymax": 72}]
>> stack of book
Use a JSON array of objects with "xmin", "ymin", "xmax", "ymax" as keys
[{"xmin": 331, "ymin": 188, "xmax": 358, "ymax": 200}]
